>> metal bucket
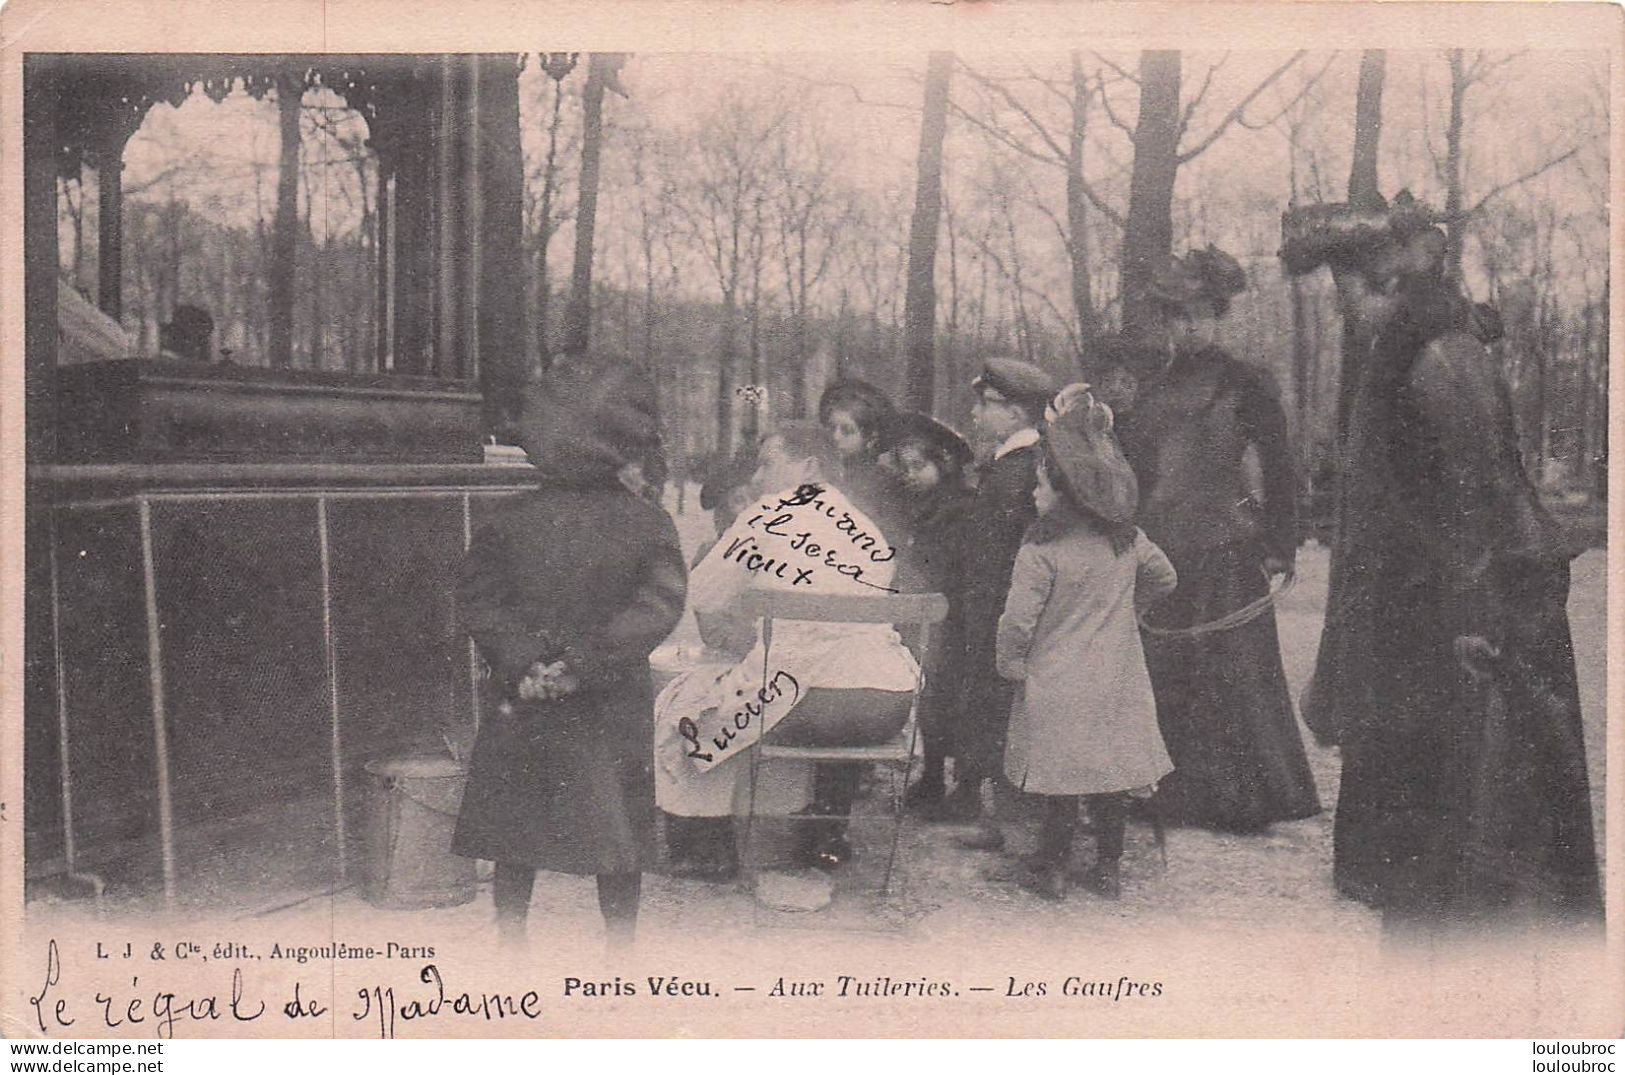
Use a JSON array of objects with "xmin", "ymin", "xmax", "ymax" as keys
[{"xmin": 362, "ymin": 756, "xmax": 476, "ymax": 909}]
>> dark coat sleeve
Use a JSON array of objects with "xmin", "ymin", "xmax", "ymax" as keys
[
  {"xmin": 1237, "ymin": 365, "xmax": 1300, "ymax": 562},
  {"xmin": 1407, "ymin": 332, "xmax": 1545, "ymax": 645},
  {"xmin": 961, "ymin": 450, "xmax": 1039, "ymax": 666},
  {"xmin": 457, "ymin": 522, "xmax": 570, "ymax": 695},
  {"xmin": 560, "ymin": 507, "xmax": 689, "ymax": 690}
]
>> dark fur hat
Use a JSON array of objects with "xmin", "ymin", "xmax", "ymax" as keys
[
  {"xmin": 1279, "ymin": 190, "xmax": 1451, "ymax": 277},
  {"xmin": 517, "ymin": 351, "xmax": 661, "ymax": 483}
]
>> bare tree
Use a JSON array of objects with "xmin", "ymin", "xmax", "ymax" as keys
[
  {"xmin": 531, "ymin": 53, "xmax": 579, "ymax": 369},
  {"xmin": 1118, "ymin": 50, "xmax": 1307, "ymax": 337},
  {"xmin": 268, "ymin": 69, "xmax": 305, "ymax": 368},
  {"xmin": 1422, "ymin": 50, "xmax": 1581, "ymax": 287},
  {"xmin": 1330, "ymin": 49, "xmax": 1388, "ymax": 446},
  {"xmin": 670, "ymin": 89, "xmax": 789, "ymax": 455},
  {"xmin": 562, "ymin": 53, "xmax": 627, "ymax": 357},
  {"xmin": 951, "ymin": 55, "xmax": 1116, "ymax": 350},
  {"xmin": 770, "ymin": 119, "xmax": 847, "ymax": 417},
  {"xmin": 1119, "ymin": 51, "xmax": 1182, "ymax": 339},
  {"xmin": 902, "ymin": 51, "xmax": 953, "ymax": 412}
]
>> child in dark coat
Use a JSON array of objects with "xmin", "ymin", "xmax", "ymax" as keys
[
  {"xmin": 946, "ymin": 357, "xmax": 1058, "ymax": 835},
  {"xmin": 886, "ymin": 411, "xmax": 976, "ymax": 809},
  {"xmin": 453, "ymin": 353, "xmax": 687, "ymax": 949}
]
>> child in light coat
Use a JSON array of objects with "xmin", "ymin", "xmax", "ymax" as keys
[{"xmin": 996, "ymin": 388, "xmax": 1177, "ymax": 900}]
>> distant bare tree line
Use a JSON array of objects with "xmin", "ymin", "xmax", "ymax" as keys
[{"xmin": 56, "ymin": 49, "xmax": 1607, "ymax": 494}]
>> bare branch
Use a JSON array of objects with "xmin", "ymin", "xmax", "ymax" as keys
[
  {"xmin": 947, "ymin": 98, "xmax": 1059, "ymax": 168},
  {"xmin": 1177, "ymin": 53, "xmax": 1227, "ymax": 138},
  {"xmin": 1469, "ymin": 146, "xmax": 1580, "ymax": 214},
  {"xmin": 745, "ymin": 59, "xmax": 923, "ymax": 115},
  {"xmin": 958, "ymin": 60, "xmax": 1070, "ymax": 162},
  {"xmin": 1075, "ymin": 175, "xmax": 1126, "ymax": 230},
  {"xmin": 1463, "ymin": 48, "xmax": 1526, "ymax": 87},
  {"xmin": 1238, "ymin": 53, "xmax": 1337, "ymax": 131},
  {"xmin": 1090, "ymin": 51, "xmax": 1139, "ymax": 86},
  {"xmin": 1024, "ymin": 62, "xmax": 1075, "ymax": 110},
  {"xmin": 1031, "ymin": 197, "xmax": 1074, "ymax": 256},
  {"xmin": 1097, "ymin": 82, "xmax": 1137, "ymax": 138},
  {"xmin": 1176, "ymin": 50, "xmax": 1306, "ymax": 164}
]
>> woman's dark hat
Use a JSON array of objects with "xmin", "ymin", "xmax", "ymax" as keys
[
  {"xmin": 517, "ymin": 351, "xmax": 660, "ymax": 479},
  {"xmin": 817, "ymin": 378, "xmax": 895, "ymax": 426},
  {"xmin": 972, "ymin": 357, "xmax": 1060, "ymax": 409},
  {"xmin": 887, "ymin": 411, "xmax": 975, "ymax": 471},
  {"xmin": 1150, "ymin": 245, "xmax": 1248, "ymax": 313},
  {"xmin": 1279, "ymin": 190, "xmax": 1452, "ymax": 277},
  {"xmin": 1042, "ymin": 389, "xmax": 1138, "ymax": 525}
]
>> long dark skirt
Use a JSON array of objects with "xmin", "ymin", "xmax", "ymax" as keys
[
  {"xmin": 1142, "ymin": 541, "xmax": 1321, "ymax": 831},
  {"xmin": 1333, "ymin": 561, "xmax": 1601, "ymax": 921}
]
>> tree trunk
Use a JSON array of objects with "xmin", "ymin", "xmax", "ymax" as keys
[
  {"xmin": 1067, "ymin": 51, "xmax": 1099, "ymax": 346},
  {"xmin": 309, "ymin": 228, "xmax": 324, "ymax": 369},
  {"xmin": 1348, "ymin": 50, "xmax": 1386, "ymax": 210},
  {"xmin": 1443, "ymin": 50, "xmax": 1468, "ymax": 286},
  {"xmin": 63, "ymin": 177, "xmax": 85, "ymax": 290},
  {"xmin": 478, "ymin": 54, "xmax": 531, "ymax": 432},
  {"xmin": 1336, "ymin": 49, "xmax": 1387, "ymax": 445},
  {"xmin": 1285, "ymin": 111, "xmax": 1315, "ymax": 466},
  {"xmin": 535, "ymin": 78, "xmax": 566, "ymax": 369},
  {"xmin": 902, "ymin": 51, "xmax": 953, "ymax": 413},
  {"xmin": 97, "ymin": 144, "xmax": 125, "ymax": 320},
  {"xmin": 744, "ymin": 211, "xmax": 765, "ymax": 445},
  {"xmin": 24, "ymin": 61, "xmax": 60, "ymax": 457},
  {"xmin": 269, "ymin": 70, "xmax": 303, "ymax": 368},
  {"xmin": 1574, "ymin": 297, "xmax": 1593, "ymax": 495},
  {"xmin": 562, "ymin": 54, "xmax": 616, "ymax": 357},
  {"xmin": 716, "ymin": 295, "xmax": 738, "ymax": 456},
  {"xmin": 1119, "ymin": 50, "xmax": 1181, "ymax": 341},
  {"xmin": 1594, "ymin": 277, "xmax": 1609, "ymax": 501}
]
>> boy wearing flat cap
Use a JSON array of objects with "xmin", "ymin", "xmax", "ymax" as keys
[{"xmin": 937, "ymin": 357, "xmax": 1058, "ymax": 837}]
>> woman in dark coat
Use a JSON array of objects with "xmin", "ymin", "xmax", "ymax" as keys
[
  {"xmin": 1282, "ymin": 207, "xmax": 1600, "ymax": 924},
  {"xmin": 886, "ymin": 411, "xmax": 976, "ymax": 808},
  {"xmin": 452, "ymin": 353, "xmax": 688, "ymax": 947},
  {"xmin": 1115, "ymin": 247, "xmax": 1321, "ymax": 833}
]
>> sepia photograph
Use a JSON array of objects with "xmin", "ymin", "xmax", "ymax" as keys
[{"xmin": 1, "ymin": 0, "xmax": 1619, "ymax": 1045}]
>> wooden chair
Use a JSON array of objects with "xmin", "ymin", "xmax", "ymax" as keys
[{"xmin": 737, "ymin": 590, "xmax": 948, "ymax": 898}]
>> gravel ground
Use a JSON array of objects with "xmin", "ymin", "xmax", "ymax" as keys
[
  {"xmin": 40, "ymin": 484, "xmax": 1606, "ymax": 956},
  {"xmin": 620, "ymin": 487, "xmax": 1609, "ymax": 947}
]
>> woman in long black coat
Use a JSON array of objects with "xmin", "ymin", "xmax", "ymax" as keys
[
  {"xmin": 1117, "ymin": 248, "xmax": 1321, "ymax": 833},
  {"xmin": 452, "ymin": 354, "xmax": 687, "ymax": 947},
  {"xmin": 1297, "ymin": 236, "xmax": 1600, "ymax": 924}
]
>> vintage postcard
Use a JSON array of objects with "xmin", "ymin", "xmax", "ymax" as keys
[{"xmin": 1, "ymin": 0, "xmax": 1620, "ymax": 1043}]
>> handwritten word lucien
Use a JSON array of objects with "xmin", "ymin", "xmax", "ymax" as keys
[
  {"xmin": 723, "ymin": 483, "xmax": 898, "ymax": 593},
  {"xmin": 28, "ymin": 939, "xmax": 541, "ymax": 1040},
  {"xmin": 679, "ymin": 668, "xmax": 800, "ymax": 766}
]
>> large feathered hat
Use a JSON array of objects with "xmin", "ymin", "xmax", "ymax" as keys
[
  {"xmin": 1150, "ymin": 244, "xmax": 1249, "ymax": 316},
  {"xmin": 1041, "ymin": 386, "xmax": 1138, "ymax": 526},
  {"xmin": 1279, "ymin": 190, "xmax": 1452, "ymax": 277}
]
